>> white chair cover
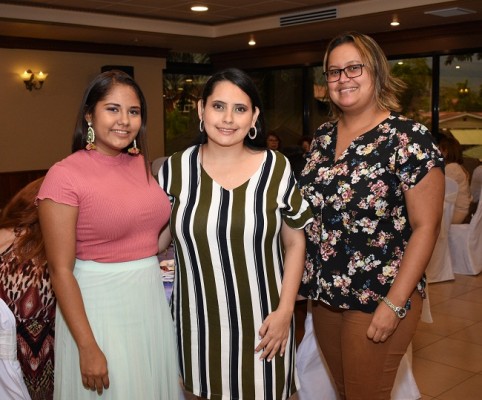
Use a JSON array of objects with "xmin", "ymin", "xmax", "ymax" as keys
[
  {"xmin": 470, "ymin": 165, "xmax": 482, "ymax": 203},
  {"xmin": 0, "ymin": 299, "xmax": 31, "ymax": 400},
  {"xmin": 424, "ymin": 177, "xmax": 457, "ymax": 283},
  {"xmin": 448, "ymin": 188, "xmax": 482, "ymax": 275},
  {"xmin": 296, "ymin": 303, "xmax": 421, "ymax": 400},
  {"xmin": 420, "ymin": 284, "xmax": 433, "ymax": 324}
]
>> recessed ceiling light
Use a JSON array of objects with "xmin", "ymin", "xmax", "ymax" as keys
[
  {"xmin": 248, "ymin": 35, "xmax": 256, "ymax": 46},
  {"xmin": 390, "ymin": 15, "xmax": 400, "ymax": 26},
  {"xmin": 191, "ymin": 5, "xmax": 208, "ymax": 12}
]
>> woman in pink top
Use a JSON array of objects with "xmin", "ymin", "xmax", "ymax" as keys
[{"xmin": 37, "ymin": 71, "xmax": 179, "ymax": 399}]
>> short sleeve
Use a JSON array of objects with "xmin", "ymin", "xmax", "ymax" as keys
[
  {"xmin": 37, "ymin": 163, "xmax": 79, "ymax": 206},
  {"xmin": 278, "ymin": 154, "xmax": 313, "ymax": 229},
  {"xmin": 157, "ymin": 154, "xmax": 176, "ymax": 203},
  {"xmin": 394, "ymin": 122, "xmax": 444, "ymax": 192}
]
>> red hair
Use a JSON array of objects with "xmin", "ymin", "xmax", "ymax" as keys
[{"xmin": 0, "ymin": 177, "xmax": 46, "ymax": 265}]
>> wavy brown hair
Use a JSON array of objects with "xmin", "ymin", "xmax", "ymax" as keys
[
  {"xmin": 438, "ymin": 135, "xmax": 464, "ymax": 165},
  {"xmin": 0, "ymin": 177, "xmax": 46, "ymax": 265},
  {"xmin": 323, "ymin": 31, "xmax": 406, "ymax": 119}
]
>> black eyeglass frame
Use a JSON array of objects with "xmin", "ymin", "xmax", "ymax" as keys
[{"xmin": 323, "ymin": 64, "xmax": 366, "ymax": 83}]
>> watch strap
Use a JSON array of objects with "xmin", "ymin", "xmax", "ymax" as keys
[{"xmin": 381, "ymin": 296, "xmax": 407, "ymax": 318}]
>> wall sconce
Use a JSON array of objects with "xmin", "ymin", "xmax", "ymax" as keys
[{"xmin": 20, "ymin": 69, "xmax": 48, "ymax": 91}]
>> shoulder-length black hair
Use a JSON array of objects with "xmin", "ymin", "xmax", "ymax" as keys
[
  {"xmin": 198, "ymin": 68, "xmax": 266, "ymax": 150},
  {"xmin": 71, "ymin": 70, "xmax": 150, "ymax": 174}
]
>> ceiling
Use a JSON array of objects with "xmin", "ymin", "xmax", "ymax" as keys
[{"xmin": 0, "ymin": 0, "xmax": 481, "ymax": 54}]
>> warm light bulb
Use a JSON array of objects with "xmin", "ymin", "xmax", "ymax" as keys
[
  {"xmin": 21, "ymin": 70, "xmax": 33, "ymax": 81},
  {"xmin": 248, "ymin": 35, "xmax": 256, "ymax": 46},
  {"xmin": 390, "ymin": 15, "xmax": 400, "ymax": 26},
  {"xmin": 191, "ymin": 5, "xmax": 208, "ymax": 12},
  {"xmin": 35, "ymin": 71, "xmax": 48, "ymax": 82}
]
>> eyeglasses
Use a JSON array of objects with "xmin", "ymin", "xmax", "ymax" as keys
[{"xmin": 323, "ymin": 64, "xmax": 365, "ymax": 83}]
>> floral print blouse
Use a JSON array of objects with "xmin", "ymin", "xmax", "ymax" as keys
[{"xmin": 298, "ymin": 113, "xmax": 444, "ymax": 313}]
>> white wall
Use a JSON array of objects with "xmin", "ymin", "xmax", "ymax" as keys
[{"xmin": 1, "ymin": 48, "xmax": 166, "ymax": 172}]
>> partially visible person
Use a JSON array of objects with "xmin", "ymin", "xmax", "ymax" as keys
[
  {"xmin": 266, "ymin": 131, "xmax": 282, "ymax": 151},
  {"xmin": 438, "ymin": 135, "xmax": 472, "ymax": 223},
  {"xmin": 299, "ymin": 135, "xmax": 312, "ymax": 155},
  {"xmin": 0, "ymin": 177, "xmax": 55, "ymax": 400},
  {"xmin": 158, "ymin": 68, "xmax": 312, "ymax": 400},
  {"xmin": 37, "ymin": 70, "xmax": 179, "ymax": 399},
  {"xmin": 288, "ymin": 135, "xmax": 313, "ymax": 180},
  {"xmin": 298, "ymin": 31, "xmax": 444, "ymax": 400},
  {"xmin": 471, "ymin": 164, "xmax": 482, "ymax": 203}
]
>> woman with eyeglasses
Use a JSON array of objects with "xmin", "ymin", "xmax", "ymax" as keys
[{"xmin": 297, "ymin": 32, "xmax": 445, "ymax": 399}]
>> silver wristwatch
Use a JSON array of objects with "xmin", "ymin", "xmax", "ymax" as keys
[{"xmin": 381, "ymin": 296, "xmax": 407, "ymax": 319}]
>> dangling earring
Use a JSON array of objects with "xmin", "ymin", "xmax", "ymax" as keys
[
  {"xmin": 128, "ymin": 139, "xmax": 140, "ymax": 155},
  {"xmin": 248, "ymin": 126, "xmax": 257, "ymax": 140},
  {"xmin": 199, "ymin": 120, "xmax": 205, "ymax": 133},
  {"xmin": 86, "ymin": 122, "xmax": 96, "ymax": 150}
]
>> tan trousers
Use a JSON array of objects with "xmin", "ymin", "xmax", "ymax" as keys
[{"xmin": 311, "ymin": 291, "xmax": 422, "ymax": 400}]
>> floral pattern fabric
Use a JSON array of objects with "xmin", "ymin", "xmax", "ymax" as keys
[{"xmin": 298, "ymin": 113, "xmax": 444, "ymax": 312}]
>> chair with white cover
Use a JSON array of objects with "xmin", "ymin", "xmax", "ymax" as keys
[
  {"xmin": 0, "ymin": 299, "xmax": 31, "ymax": 400},
  {"xmin": 448, "ymin": 188, "xmax": 482, "ymax": 275},
  {"xmin": 424, "ymin": 177, "xmax": 458, "ymax": 283},
  {"xmin": 296, "ymin": 302, "xmax": 421, "ymax": 400},
  {"xmin": 470, "ymin": 165, "xmax": 482, "ymax": 203}
]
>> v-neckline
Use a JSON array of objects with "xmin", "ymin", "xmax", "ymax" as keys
[
  {"xmin": 198, "ymin": 147, "xmax": 268, "ymax": 192},
  {"xmin": 333, "ymin": 113, "xmax": 391, "ymax": 163}
]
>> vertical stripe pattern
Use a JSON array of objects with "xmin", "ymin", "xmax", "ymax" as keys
[{"xmin": 160, "ymin": 146, "xmax": 312, "ymax": 400}]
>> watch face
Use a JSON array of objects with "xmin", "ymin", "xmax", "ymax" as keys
[{"xmin": 398, "ymin": 308, "xmax": 407, "ymax": 318}]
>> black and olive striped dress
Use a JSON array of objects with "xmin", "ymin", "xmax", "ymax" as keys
[{"xmin": 159, "ymin": 145, "xmax": 312, "ymax": 400}]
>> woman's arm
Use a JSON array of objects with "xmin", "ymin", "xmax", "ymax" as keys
[
  {"xmin": 158, "ymin": 223, "xmax": 172, "ymax": 253},
  {"xmin": 256, "ymin": 221, "xmax": 306, "ymax": 361},
  {"xmin": 38, "ymin": 199, "xmax": 109, "ymax": 395},
  {"xmin": 367, "ymin": 167, "xmax": 445, "ymax": 342}
]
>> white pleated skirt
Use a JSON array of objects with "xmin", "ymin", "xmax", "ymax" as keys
[{"xmin": 54, "ymin": 257, "xmax": 179, "ymax": 400}]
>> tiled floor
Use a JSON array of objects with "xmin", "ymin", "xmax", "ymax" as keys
[{"xmin": 413, "ymin": 273, "xmax": 482, "ymax": 400}]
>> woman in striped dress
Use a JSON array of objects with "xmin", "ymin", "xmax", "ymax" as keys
[{"xmin": 158, "ymin": 68, "xmax": 312, "ymax": 400}]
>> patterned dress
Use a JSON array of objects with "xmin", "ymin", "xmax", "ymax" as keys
[
  {"xmin": 0, "ymin": 242, "xmax": 56, "ymax": 400},
  {"xmin": 298, "ymin": 113, "xmax": 444, "ymax": 312},
  {"xmin": 159, "ymin": 146, "xmax": 312, "ymax": 400}
]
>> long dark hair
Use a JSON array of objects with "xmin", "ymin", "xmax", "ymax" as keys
[
  {"xmin": 198, "ymin": 68, "xmax": 266, "ymax": 149},
  {"xmin": 0, "ymin": 177, "xmax": 46, "ymax": 265},
  {"xmin": 71, "ymin": 70, "xmax": 150, "ymax": 175}
]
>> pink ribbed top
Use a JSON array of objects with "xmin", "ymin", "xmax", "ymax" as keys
[{"xmin": 37, "ymin": 150, "xmax": 170, "ymax": 262}]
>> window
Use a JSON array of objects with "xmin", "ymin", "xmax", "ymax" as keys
[
  {"xmin": 249, "ymin": 68, "xmax": 303, "ymax": 154},
  {"xmin": 439, "ymin": 54, "xmax": 482, "ymax": 161},
  {"xmin": 389, "ymin": 58, "xmax": 432, "ymax": 129}
]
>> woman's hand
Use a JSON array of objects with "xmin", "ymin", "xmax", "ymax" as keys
[
  {"xmin": 366, "ymin": 302, "xmax": 400, "ymax": 343},
  {"xmin": 79, "ymin": 343, "xmax": 110, "ymax": 395},
  {"xmin": 256, "ymin": 309, "xmax": 292, "ymax": 361}
]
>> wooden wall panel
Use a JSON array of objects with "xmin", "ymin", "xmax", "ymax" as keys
[{"xmin": 0, "ymin": 170, "xmax": 48, "ymax": 209}]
